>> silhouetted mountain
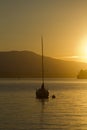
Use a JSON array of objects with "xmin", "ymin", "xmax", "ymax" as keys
[{"xmin": 0, "ymin": 51, "xmax": 87, "ymax": 78}]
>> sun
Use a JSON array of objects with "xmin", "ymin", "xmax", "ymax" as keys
[
  {"xmin": 82, "ymin": 42, "xmax": 87, "ymax": 56},
  {"xmin": 77, "ymin": 37, "xmax": 87, "ymax": 62},
  {"xmin": 78, "ymin": 37, "xmax": 87, "ymax": 56}
]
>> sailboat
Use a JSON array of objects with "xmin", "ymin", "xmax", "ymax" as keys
[{"xmin": 36, "ymin": 37, "xmax": 49, "ymax": 99}]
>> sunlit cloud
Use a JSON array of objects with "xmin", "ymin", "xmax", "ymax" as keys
[
  {"xmin": 60, "ymin": 56, "xmax": 79, "ymax": 59},
  {"xmin": 58, "ymin": 55, "xmax": 87, "ymax": 63}
]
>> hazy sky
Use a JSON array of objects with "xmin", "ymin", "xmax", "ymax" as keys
[{"xmin": 1, "ymin": 0, "xmax": 87, "ymax": 60}]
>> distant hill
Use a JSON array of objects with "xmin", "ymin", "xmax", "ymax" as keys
[{"xmin": 0, "ymin": 51, "xmax": 87, "ymax": 78}]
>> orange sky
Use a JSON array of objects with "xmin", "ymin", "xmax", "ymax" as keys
[{"xmin": 1, "ymin": 0, "xmax": 87, "ymax": 62}]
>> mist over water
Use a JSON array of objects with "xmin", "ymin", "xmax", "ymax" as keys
[{"xmin": 0, "ymin": 78, "xmax": 87, "ymax": 130}]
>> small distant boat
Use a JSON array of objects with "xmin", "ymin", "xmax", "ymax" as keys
[
  {"xmin": 36, "ymin": 37, "xmax": 49, "ymax": 99},
  {"xmin": 52, "ymin": 95, "xmax": 56, "ymax": 99}
]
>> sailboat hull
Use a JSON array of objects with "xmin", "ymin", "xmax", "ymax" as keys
[{"xmin": 36, "ymin": 88, "xmax": 49, "ymax": 99}]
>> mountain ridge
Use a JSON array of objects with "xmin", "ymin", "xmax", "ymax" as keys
[{"xmin": 0, "ymin": 50, "xmax": 87, "ymax": 78}]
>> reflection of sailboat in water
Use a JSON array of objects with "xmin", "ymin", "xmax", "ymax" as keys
[
  {"xmin": 36, "ymin": 37, "xmax": 49, "ymax": 99},
  {"xmin": 39, "ymin": 99, "xmax": 46, "ymax": 129}
]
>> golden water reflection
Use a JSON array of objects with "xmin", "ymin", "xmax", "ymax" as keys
[{"xmin": 37, "ymin": 89, "xmax": 87, "ymax": 129}]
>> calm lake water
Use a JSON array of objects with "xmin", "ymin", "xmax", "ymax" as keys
[{"xmin": 0, "ymin": 78, "xmax": 87, "ymax": 130}]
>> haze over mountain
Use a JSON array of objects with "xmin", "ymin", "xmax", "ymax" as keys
[{"xmin": 0, "ymin": 51, "xmax": 87, "ymax": 78}]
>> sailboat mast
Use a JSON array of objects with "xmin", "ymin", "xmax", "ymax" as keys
[{"xmin": 41, "ymin": 36, "xmax": 44, "ymax": 84}]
